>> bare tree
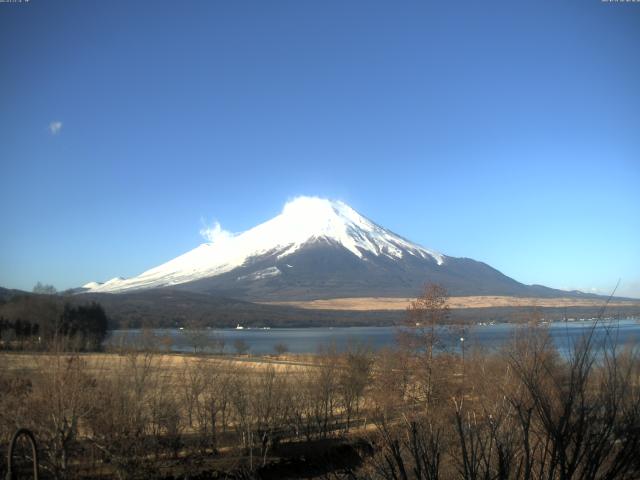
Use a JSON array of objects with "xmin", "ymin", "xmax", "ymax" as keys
[
  {"xmin": 371, "ymin": 416, "xmax": 444, "ymax": 480},
  {"xmin": 274, "ymin": 342, "xmax": 289, "ymax": 357},
  {"xmin": 251, "ymin": 365, "xmax": 292, "ymax": 465},
  {"xmin": 229, "ymin": 370, "xmax": 253, "ymax": 453},
  {"xmin": 11, "ymin": 349, "xmax": 98, "ymax": 479},
  {"xmin": 312, "ymin": 345, "xmax": 340, "ymax": 438},
  {"xmin": 234, "ymin": 339, "xmax": 250, "ymax": 356},
  {"xmin": 370, "ymin": 347, "xmax": 411, "ymax": 419},
  {"xmin": 401, "ymin": 283, "xmax": 450, "ymax": 407},
  {"xmin": 184, "ymin": 323, "xmax": 211, "ymax": 354},
  {"xmin": 506, "ymin": 321, "xmax": 640, "ymax": 480},
  {"xmin": 339, "ymin": 341, "xmax": 373, "ymax": 432},
  {"xmin": 85, "ymin": 349, "xmax": 162, "ymax": 479}
]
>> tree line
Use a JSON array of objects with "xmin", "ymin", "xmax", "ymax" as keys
[{"xmin": 0, "ymin": 294, "xmax": 109, "ymax": 351}]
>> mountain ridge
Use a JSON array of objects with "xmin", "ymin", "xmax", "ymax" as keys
[{"xmin": 80, "ymin": 197, "xmax": 603, "ymax": 301}]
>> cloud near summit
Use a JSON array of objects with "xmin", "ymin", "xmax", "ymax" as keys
[{"xmin": 200, "ymin": 220, "xmax": 234, "ymax": 243}]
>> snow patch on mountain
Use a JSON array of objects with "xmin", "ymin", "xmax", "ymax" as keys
[
  {"xmin": 84, "ymin": 196, "xmax": 444, "ymax": 293},
  {"xmin": 237, "ymin": 266, "xmax": 281, "ymax": 282}
]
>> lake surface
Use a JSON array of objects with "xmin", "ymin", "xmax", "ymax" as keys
[{"xmin": 107, "ymin": 318, "xmax": 640, "ymax": 357}]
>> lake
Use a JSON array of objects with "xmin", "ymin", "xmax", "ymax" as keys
[{"xmin": 107, "ymin": 317, "xmax": 640, "ymax": 357}]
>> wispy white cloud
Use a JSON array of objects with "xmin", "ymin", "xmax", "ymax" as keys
[
  {"xmin": 48, "ymin": 121, "xmax": 63, "ymax": 135},
  {"xmin": 200, "ymin": 220, "xmax": 234, "ymax": 243}
]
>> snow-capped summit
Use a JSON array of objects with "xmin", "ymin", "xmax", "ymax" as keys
[
  {"xmin": 276, "ymin": 197, "xmax": 444, "ymax": 263},
  {"xmin": 84, "ymin": 197, "xmax": 445, "ymax": 294}
]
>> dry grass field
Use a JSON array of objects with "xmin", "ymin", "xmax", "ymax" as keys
[
  {"xmin": 0, "ymin": 351, "xmax": 316, "ymax": 378},
  {"xmin": 262, "ymin": 295, "xmax": 640, "ymax": 311}
]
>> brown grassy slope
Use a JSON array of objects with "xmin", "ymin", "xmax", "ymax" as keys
[{"xmin": 261, "ymin": 295, "xmax": 640, "ymax": 311}]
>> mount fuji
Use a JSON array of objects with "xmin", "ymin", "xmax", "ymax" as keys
[{"xmin": 82, "ymin": 196, "xmax": 574, "ymax": 301}]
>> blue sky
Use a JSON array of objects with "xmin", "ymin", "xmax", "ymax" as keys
[{"xmin": 1, "ymin": 0, "xmax": 639, "ymax": 297}]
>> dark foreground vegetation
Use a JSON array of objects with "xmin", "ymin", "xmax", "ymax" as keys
[
  {"xmin": 0, "ymin": 295, "xmax": 109, "ymax": 351},
  {"xmin": 1, "ymin": 286, "xmax": 639, "ymax": 479}
]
